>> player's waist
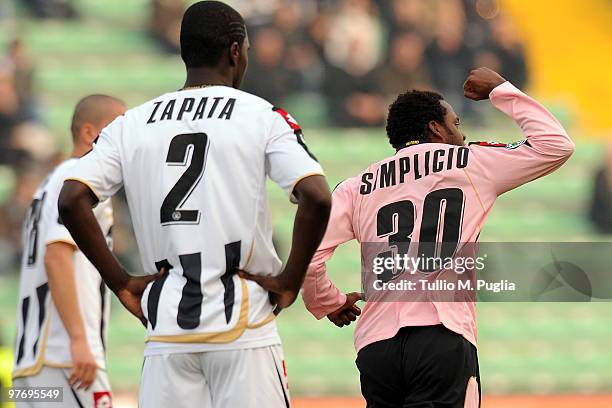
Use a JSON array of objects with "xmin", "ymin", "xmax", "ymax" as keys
[
  {"xmin": 142, "ymin": 273, "xmax": 277, "ymax": 340},
  {"xmin": 145, "ymin": 310, "xmax": 276, "ymax": 343},
  {"xmin": 143, "ymin": 317, "xmax": 280, "ymax": 356},
  {"xmin": 354, "ymin": 301, "xmax": 477, "ymax": 351}
]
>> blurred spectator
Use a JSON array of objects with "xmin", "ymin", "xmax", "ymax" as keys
[
  {"xmin": 425, "ymin": 0, "xmax": 474, "ymax": 118},
  {"xmin": 11, "ymin": 122, "xmax": 56, "ymax": 164},
  {"xmin": 273, "ymin": 0, "xmax": 315, "ymax": 38},
  {"xmin": 273, "ymin": 0, "xmax": 323, "ymax": 93},
  {"xmin": 379, "ymin": 31, "xmax": 431, "ymax": 97},
  {"xmin": 242, "ymin": 27, "xmax": 291, "ymax": 105},
  {"xmin": 232, "ymin": 0, "xmax": 283, "ymax": 26},
  {"xmin": 6, "ymin": 39, "xmax": 39, "ymax": 122},
  {"xmin": 0, "ymin": 62, "xmax": 21, "ymax": 166},
  {"xmin": 150, "ymin": 0, "xmax": 185, "ymax": 53},
  {"xmin": 322, "ymin": 0, "xmax": 386, "ymax": 127},
  {"xmin": 0, "ymin": 38, "xmax": 55, "ymax": 272},
  {"xmin": 19, "ymin": 0, "xmax": 77, "ymax": 19},
  {"xmin": 462, "ymin": 0, "xmax": 495, "ymax": 49},
  {"xmin": 0, "ymin": 1, "xmax": 11, "ymax": 20},
  {"xmin": 589, "ymin": 144, "xmax": 612, "ymax": 234},
  {"xmin": 0, "ymin": 39, "xmax": 48, "ymax": 168},
  {"xmin": 378, "ymin": 0, "xmax": 436, "ymax": 38},
  {"xmin": 285, "ymin": 39, "xmax": 324, "ymax": 94},
  {"xmin": 487, "ymin": 15, "xmax": 527, "ymax": 88}
]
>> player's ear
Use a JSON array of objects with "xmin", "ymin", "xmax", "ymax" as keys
[
  {"xmin": 81, "ymin": 122, "xmax": 97, "ymax": 144},
  {"xmin": 229, "ymin": 42, "xmax": 240, "ymax": 67},
  {"xmin": 427, "ymin": 120, "xmax": 445, "ymax": 143}
]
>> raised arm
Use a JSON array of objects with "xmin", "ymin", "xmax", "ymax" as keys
[{"xmin": 464, "ymin": 67, "xmax": 575, "ymax": 195}]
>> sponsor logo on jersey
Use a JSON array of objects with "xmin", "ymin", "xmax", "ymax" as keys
[
  {"xmin": 93, "ymin": 391, "xmax": 113, "ymax": 408},
  {"xmin": 273, "ymin": 107, "xmax": 301, "ymax": 131},
  {"xmin": 273, "ymin": 107, "xmax": 318, "ymax": 162},
  {"xmin": 469, "ymin": 140, "xmax": 529, "ymax": 149},
  {"xmin": 468, "ymin": 141, "xmax": 506, "ymax": 147}
]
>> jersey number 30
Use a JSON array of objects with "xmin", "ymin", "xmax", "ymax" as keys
[{"xmin": 376, "ymin": 188, "xmax": 465, "ymax": 280}]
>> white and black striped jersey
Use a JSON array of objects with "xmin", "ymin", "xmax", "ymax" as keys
[
  {"xmin": 65, "ymin": 86, "xmax": 324, "ymax": 355},
  {"xmin": 13, "ymin": 159, "xmax": 113, "ymax": 378}
]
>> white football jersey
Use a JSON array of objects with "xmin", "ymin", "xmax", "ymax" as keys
[
  {"xmin": 66, "ymin": 86, "xmax": 324, "ymax": 355},
  {"xmin": 13, "ymin": 159, "xmax": 113, "ymax": 378}
]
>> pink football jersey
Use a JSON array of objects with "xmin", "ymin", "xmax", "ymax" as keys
[{"xmin": 302, "ymin": 81, "xmax": 575, "ymax": 352}]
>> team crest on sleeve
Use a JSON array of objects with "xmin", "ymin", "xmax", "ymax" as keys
[{"xmin": 505, "ymin": 139, "xmax": 528, "ymax": 149}]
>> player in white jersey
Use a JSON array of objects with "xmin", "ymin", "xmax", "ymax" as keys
[
  {"xmin": 12, "ymin": 95, "xmax": 126, "ymax": 407},
  {"xmin": 58, "ymin": 2, "xmax": 332, "ymax": 408}
]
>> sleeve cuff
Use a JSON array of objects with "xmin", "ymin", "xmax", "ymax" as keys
[
  {"xmin": 308, "ymin": 292, "xmax": 348, "ymax": 320},
  {"xmin": 489, "ymin": 81, "xmax": 520, "ymax": 102},
  {"xmin": 64, "ymin": 177, "xmax": 102, "ymax": 203},
  {"xmin": 288, "ymin": 172, "xmax": 326, "ymax": 204},
  {"xmin": 45, "ymin": 238, "xmax": 77, "ymax": 248}
]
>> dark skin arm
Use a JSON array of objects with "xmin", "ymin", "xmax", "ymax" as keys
[
  {"xmin": 58, "ymin": 180, "xmax": 165, "ymax": 325},
  {"xmin": 239, "ymin": 175, "xmax": 332, "ymax": 312}
]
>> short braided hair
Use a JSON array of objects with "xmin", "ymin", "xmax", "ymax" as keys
[{"xmin": 180, "ymin": 1, "xmax": 246, "ymax": 68}]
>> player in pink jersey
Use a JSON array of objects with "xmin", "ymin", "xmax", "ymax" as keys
[{"xmin": 302, "ymin": 67, "xmax": 574, "ymax": 407}]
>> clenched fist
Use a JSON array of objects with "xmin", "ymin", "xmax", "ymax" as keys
[{"xmin": 463, "ymin": 67, "xmax": 507, "ymax": 101}]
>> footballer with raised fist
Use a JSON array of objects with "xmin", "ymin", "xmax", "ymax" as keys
[{"xmin": 303, "ymin": 67, "xmax": 574, "ymax": 407}]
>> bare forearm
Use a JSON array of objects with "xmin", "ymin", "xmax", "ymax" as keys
[
  {"xmin": 45, "ymin": 245, "xmax": 87, "ymax": 341},
  {"xmin": 59, "ymin": 181, "xmax": 127, "ymax": 293},
  {"xmin": 284, "ymin": 177, "xmax": 332, "ymax": 291}
]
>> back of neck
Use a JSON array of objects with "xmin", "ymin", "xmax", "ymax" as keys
[{"xmin": 184, "ymin": 67, "xmax": 232, "ymax": 89}]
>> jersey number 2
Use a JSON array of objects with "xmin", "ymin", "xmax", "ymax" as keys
[{"xmin": 160, "ymin": 133, "xmax": 209, "ymax": 225}]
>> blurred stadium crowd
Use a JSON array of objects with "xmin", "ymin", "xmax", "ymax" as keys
[{"xmin": 237, "ymin": 0, "xmax": 527, "ymax": 127}]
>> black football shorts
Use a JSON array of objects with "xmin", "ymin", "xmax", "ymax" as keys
[{"xmin": 356, "ymin": 324, "xmax": 480, "ymax": 408}]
